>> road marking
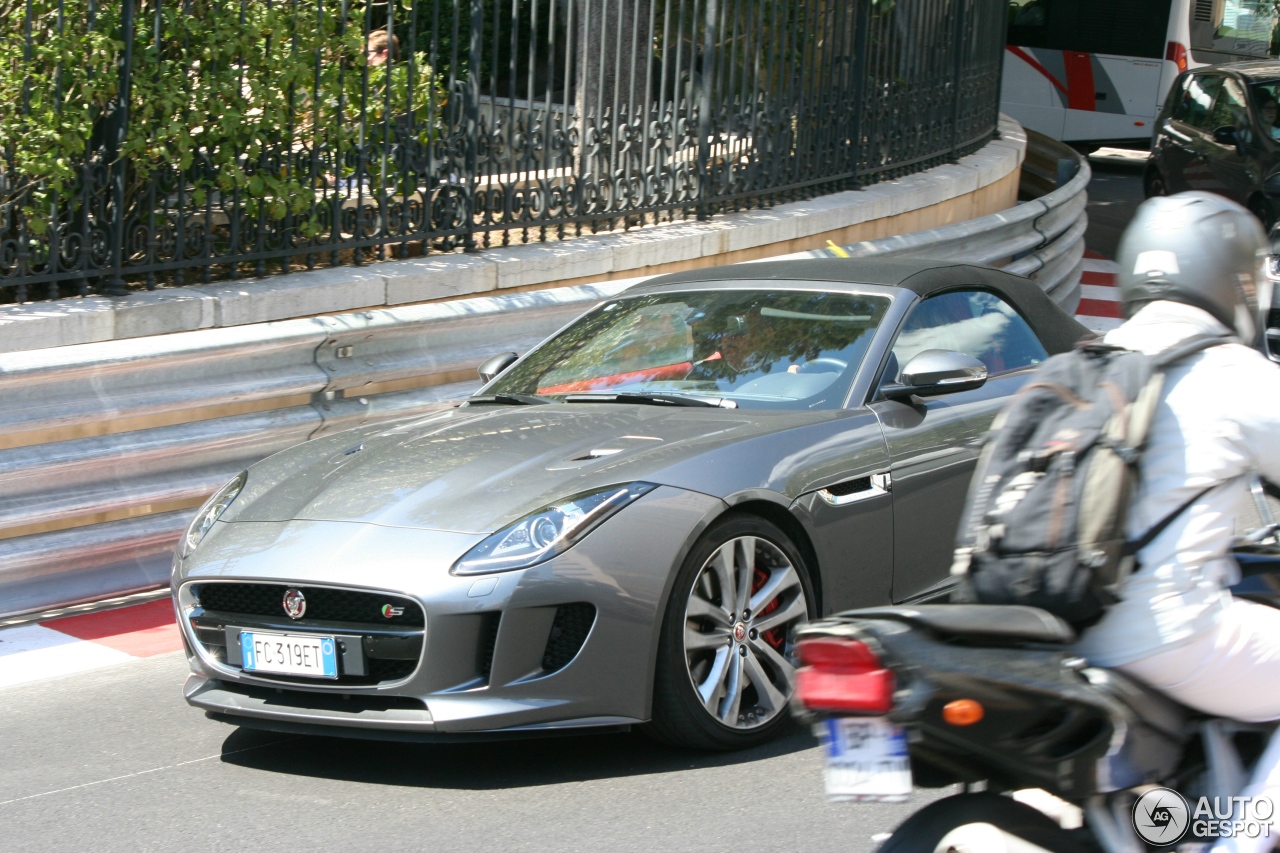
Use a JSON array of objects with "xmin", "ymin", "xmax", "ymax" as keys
[
  {"xmin": 0, "ymin": 738, "xmax": 294, "ymax": 808},
  {"xmin": 0, "ymin": 600, "xmax": 183, "ymax": 690}
]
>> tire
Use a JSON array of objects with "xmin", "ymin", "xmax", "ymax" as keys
[
  {"xmin": 878, "ymin": 793, "xmax": 1092, "ymax": 853},
  {"xmin": 647, "ymin": 513, "xmax": 815, "ymax": 751},
  {"xmin": 1144, "ymin": 166, "xmax": 1167, "ymax": 199}
]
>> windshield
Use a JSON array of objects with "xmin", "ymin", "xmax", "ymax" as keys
[
  {"xmin": 487, "ymin": 288, "xmax": 892, "ymax": 410},
  {"xmin": 1195, "ymin": 0, "xmax": 1279, "ymax": 59}
]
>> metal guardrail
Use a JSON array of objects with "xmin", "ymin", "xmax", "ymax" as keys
[
  {"xmin": 801, "ymin": 131, "xmax": 1090, "ymax": 312},
  {"xmin": 0, "ymin": 133, "xmax": 1087, "ymax": 618}
]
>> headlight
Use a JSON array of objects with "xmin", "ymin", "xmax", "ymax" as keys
[
  {"xmin": 181, "ymin": 471, "xmax": 247, "ymax": 559},
  {"xmin": 452, "ymin": 482, "xmax": 657, "ymax": 575}
]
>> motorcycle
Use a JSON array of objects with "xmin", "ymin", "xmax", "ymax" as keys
[{"xmin": 791, "ymin": 487, "xmax": 1280, "ymax": 853}]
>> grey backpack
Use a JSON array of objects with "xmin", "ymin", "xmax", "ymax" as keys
[{"xmin": 952, "ymin": 333, "xmax": 1232, "ymax": 627}]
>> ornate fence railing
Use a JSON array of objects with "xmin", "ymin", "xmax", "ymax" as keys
[{"xmin": 2, "ymin": 0, "xmax": 1008, "ymax": 304}]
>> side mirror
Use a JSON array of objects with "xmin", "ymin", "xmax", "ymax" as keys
[
  {"xmin": 1214, "ymin": 125, "xmax": 1247, "ymax": 155},
  {"xmin": 478, "ymin": 352, "xmax": 519, "ymax": 384},
  {"xmin": 880, "ymin": 350, "xmax": 988, "ymax": 400}
]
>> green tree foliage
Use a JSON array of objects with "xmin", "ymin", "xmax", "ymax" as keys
[{"xmin": 0, "ymin": 0, "xmax": 444, "ymax": 237}]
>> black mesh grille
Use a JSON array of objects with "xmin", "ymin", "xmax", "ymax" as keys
[
  {"xmin": 195, "ymin": 582, "xmax": 424, "ymax": 627},
  {"xmin": 541, "ymin": 603, "xmax": 596, "ymax": 672},
  {"xmin": 478, "ymin": 612, "xmax": 501, "ymax": 678}
]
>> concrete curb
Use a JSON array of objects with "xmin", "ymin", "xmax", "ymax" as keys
[{"xmin": 0, "ymin": 117, "xmax": 1026, "ymax": 354}]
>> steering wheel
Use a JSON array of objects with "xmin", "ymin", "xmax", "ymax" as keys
[{"xmin": 797, "ymin": 357, "xmax": 848, "ymax": 374}]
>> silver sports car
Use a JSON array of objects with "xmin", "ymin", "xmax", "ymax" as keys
[{"xmin": 173, "ymin": 258, "xmax": 1087, "ymax": 750}]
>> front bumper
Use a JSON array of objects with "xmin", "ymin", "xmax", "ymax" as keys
[{"xmin": 174, "ymin": 485, "xmax": 725, "ymax": 736}]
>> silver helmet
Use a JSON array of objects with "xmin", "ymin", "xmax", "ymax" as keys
[{"xmin": 1115, "ymin": 191, "xmax": 1271, "ymax": 343}]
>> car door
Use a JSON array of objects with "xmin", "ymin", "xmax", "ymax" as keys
[
  {"xmin": 869, "ymin": 289, "xmax": 1051, "ymax": 603},
  {"xmin": 1161, "ymin": 73, "xmax": 1225, "ymax": 194},
  {"xmin": 1199, "ymin": 75, "xmax": 1256, "ymax": 204}
]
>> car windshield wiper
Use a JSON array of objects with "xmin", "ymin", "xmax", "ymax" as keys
[
  {"xmin": 466, "ymin": 393, "xmax": 555, "ymax": 406},
  {"xmin": 563, "ymin": 392, "xmax": 737, "ymax": 408}
]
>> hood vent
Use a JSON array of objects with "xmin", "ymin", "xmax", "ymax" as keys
[{"xmin": 569, "ymin": 448, "xmax": 625, "ymax": 461}]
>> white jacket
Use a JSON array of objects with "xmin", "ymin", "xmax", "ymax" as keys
[{"xmin": 1074, "ymin": 301, "xmax": 1280, "ymax": 667}]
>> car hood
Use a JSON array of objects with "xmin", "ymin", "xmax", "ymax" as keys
[{"xmin": 229, "ymin": 403, "xmax": 838, "ymax": 533}]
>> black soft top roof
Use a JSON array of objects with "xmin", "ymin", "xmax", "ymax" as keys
[{"xmin": 627, "ymin": 257, "xmax": 1089, "ymax": 354}]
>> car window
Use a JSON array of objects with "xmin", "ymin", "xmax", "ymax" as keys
[
  {"xmin": 1172, "ymin": 74, "xmax": 1225, "ymax": 131},
  {"xmin": 888, "ymin": 290, "xmax": 1048, "ymax": 379},
  {"xmin": 1206, "ymin": 77, "xmax": 1252, "ymax": 141},
  {"xmin": 1249, "ymin": 80, "xmax": 1280, "ymax": 141},
  {"xmin": 488, "ymin": 288, "xmax": 893, "ymax": 410}
]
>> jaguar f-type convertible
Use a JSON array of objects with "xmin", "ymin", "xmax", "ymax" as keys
[{"xmin": 173, "ymin": 258, "xmax": 1087, "ymax": 750}]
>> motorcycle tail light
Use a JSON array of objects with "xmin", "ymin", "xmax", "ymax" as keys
[{"xmin": 794, "ymin": 637, "xmax": 894, "ymax": 715}]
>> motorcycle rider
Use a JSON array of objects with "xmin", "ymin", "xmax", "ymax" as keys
[{"xmin": 1075, "ymin": 191, "xmax": 1280, "ymax": 851}]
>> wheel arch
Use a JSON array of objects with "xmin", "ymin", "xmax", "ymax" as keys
[
  {"xmin": 640, "ymin": 492, "xmax": 822, "ymax": 720},
  {"xmin": 724, "ymin": 498, "xmax": 824, "ymax": 616}
]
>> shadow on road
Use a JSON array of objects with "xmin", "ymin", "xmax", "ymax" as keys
[
  {"xmin": 1085, "ymin": 149, "xmax": 1149, "ymax": 259},
  {"xmin": 218, "ymin": 723, "xmax": 819, "ymax": 789}
]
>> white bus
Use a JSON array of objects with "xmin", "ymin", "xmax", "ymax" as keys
[{"xmin": 1001, "ymin": 0, "xmax": 1280, "ymax": 149}]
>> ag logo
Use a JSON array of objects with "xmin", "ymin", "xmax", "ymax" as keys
[
  {"xmin": 1132, "ymin": 787, "xmax": 1190, "ymax": 846},
  {"xmin": 381, "ymin": 604, "xmax": 404, "ymax": 619}
]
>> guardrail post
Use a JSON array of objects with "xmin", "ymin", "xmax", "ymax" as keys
[{"xmin": 105, "ymin": 0, "xmax": 136, "ymax": 296}]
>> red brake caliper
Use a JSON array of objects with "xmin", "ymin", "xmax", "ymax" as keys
[{"xmin": 751, "ymin": 567, "xmax": 785, "ymax": 650}]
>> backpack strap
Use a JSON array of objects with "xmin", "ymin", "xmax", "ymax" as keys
[
  {"xmin": 1127, "ymin": 482, "xmax": 1221, "ymax": 556},
  {"xmin": 1123, "ymin": 332, "xmax": 1239, "ymax": 459},
  {"xmin": 1150, "ymin": 332, "xmax": 1238, "ymax": 368}
]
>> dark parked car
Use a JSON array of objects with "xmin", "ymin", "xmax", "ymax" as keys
[
  {"xmin": 1147, "ymin": 61, "xmax": 1280, "ymax": 225},
  {"xmin": 172, "ymin": 259, "xmax": 1087, "ymax": 750}
]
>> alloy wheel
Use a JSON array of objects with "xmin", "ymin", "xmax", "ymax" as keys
[{"xmin": 681, "ymin": 535, "xmax": 809, "ymax": 730}]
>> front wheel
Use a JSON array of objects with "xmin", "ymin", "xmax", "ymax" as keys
[
  {"xmin": 647, "ymin": 513, "xmax": 814, "ymax": 750},
  {"xmin": 879, "ymin": 793, "xmax": 1090, "ymax": 853}
]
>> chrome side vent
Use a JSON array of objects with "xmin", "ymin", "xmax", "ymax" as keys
[{"xmin": 818, "ymin": 472, "xmax": 892, "ymax": 506}]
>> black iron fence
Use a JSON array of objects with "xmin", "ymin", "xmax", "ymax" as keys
[{"xmin": 1, "ymin": 0, "xmax": 1007, "ymax": 304}]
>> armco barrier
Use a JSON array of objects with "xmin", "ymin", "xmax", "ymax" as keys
[
  {"xmin": 0, "ymin": 133, "xmax": 1086, "ymax": 618},
  {"xmin": 802, "ymin": 130, "xmax": 1089, "ymax": 311}
]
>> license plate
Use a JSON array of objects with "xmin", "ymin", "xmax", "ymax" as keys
[
  {"xmin": 819, "ymin": 716, "xmax": 912, "ymax": 802},
  {"xmin": 240, "ymin": 631, "xmax": 338, "ymax": 679}
]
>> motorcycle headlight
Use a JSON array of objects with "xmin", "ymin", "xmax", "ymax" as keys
[
  {"xmin": 452, "ymin": 482, "xmax": 658, "ymax": 575},
  {"xmin": 181, "ymin": 471, "xmax": 247, "ymax": 559}
]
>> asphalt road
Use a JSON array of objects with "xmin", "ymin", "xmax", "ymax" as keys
[
  {"xmin": 0, "ymin": 652, "xmax": 947, "ymax": 853},
  {"xmin": 0, "ymin": 157, "xmax": 1146, "ymax": 853},
  {"xmin": 1083, "ymin": 148, "xmax": 1149, "ymax": 259}
]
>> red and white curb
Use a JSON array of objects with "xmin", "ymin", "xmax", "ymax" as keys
[
  {"xmin": 0, "ymin": 600, "xmax": 184, "ymax": 689},
  {"xmin": 0, "ymin": 257, "xmax": 1125, "ymax": 691},
  {"xmin": 1075, "ymin": 250, "xmax": 1122, "ymax": 333}
]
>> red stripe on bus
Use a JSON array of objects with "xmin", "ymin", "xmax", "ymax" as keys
[
  {"xmin": 1063, "ymin": 51, "xmax": 1096, "ymax": 112},
  {"xmin": 1006, "ymin": 45, "xmax": 1069, "ymax": 96}
]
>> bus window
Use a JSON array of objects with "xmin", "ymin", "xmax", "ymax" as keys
[
  {"xmin": 1191, "ymin": 0, "xmax": 1279, "ymax": 60},
  {"xmin": 1173, "ymin": 74, "xmax": 1226, "ymax": 129},
  {"xmin": 1007, "ymin": 0, "xmax": 1171, "ymax": 59}
]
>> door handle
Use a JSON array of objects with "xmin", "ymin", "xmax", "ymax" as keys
[{"xmin": 818, "ymin": 472, "xmax": 892, "ymax": 506}]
